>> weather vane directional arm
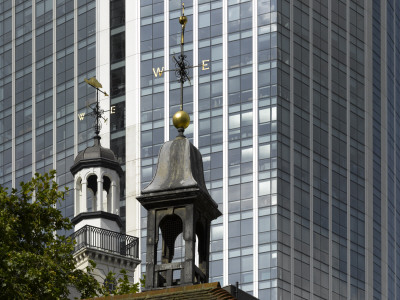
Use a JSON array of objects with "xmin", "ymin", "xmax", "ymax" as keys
[
  {"xmin": 83, "ymin": 77, "xmax": 109, "ymax": 138},
  {"xmin": 151, "ymin": 60, "xmax": 209, "ymax": 78},
  {"xmin": 150, "ymin": 2, "xmax": 210, "ymax": 83}
]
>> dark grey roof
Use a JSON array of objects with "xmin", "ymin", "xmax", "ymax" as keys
[
  {"xmin": 142, "ymin": 136, "xmax": 209, "ymax": 195},
  {"xmin": 70, "ymin": 137, "xmax": 123, "ymax": 177},
  {"xmin": 139, "ymin": 135, "xmax": 221, "ymax": 219},
  {"xmin": 70, "ymin": 211, "xmax": 123, "ymax": 228},
  {"xmin": 86, "ymin": 282, "xmax": 237, "ymax": 300}
]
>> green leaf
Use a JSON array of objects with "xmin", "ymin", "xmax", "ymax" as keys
[{"xmin": 0, "ymin": 171, "xmax": 101, "ymax": 299}]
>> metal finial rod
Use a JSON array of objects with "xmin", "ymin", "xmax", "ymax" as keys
[
  {"xmin": 180, "ymin": 83, "xmax": 183, "ymax": 110},
  {"xmin": 179, "ymin": 3, "xmax": 187, "ymax": 46},
  {"xmin": 171, "ymin": 3, "xmax": 191, "ymax": 134},
  {"xmin": 94, "ymin": 90, "xmax": 101, "ymax": 137},
  {"xmin": 177, "ymin": 3, "xmax": 188, "ymax": 111},
  {"xmin": 84, "ymin": 77, "xmax": 109, "ymax": 140}
]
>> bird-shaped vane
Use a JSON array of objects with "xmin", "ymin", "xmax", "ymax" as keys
[{"xmin": 84, "ymin": 77, "xmax": 109, "ymax": 96}]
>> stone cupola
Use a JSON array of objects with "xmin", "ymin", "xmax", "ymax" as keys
[
  {"xmin": 70, "ymin": 136, "xmax": 123, "ymax": 232},
  {"xmin": 137, "ymin": 134, "xmax": 222, "ymax": 289}
]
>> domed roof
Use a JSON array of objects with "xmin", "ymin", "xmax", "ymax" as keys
[
  {"xmin": 142, "ymin": 136, "xmax": 208, "ymax": 194},
  {"xmin": 138, "ymin": 134, "xmax": 221, "ymax": 220},
  {"xmin": 70, "ymin": 137, "xmax": 123, "ymax": 177}
]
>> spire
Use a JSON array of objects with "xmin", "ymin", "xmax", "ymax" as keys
[
  {"xmin": 138, "ymin": 118, "xmax": 221, "ymax": 290},
  {"xmin": 179, "ymin": 3, "xmax": 187, "ymax": 46},
  {"xmin": 172, "ymin": 3, "xmax": 191, "ymax": 137}
]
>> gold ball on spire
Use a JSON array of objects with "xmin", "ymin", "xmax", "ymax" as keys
[
  {"xmin": 173, "ymin": 110, "xmax": 190, "ymax": 129},
  {"xmin": 179, "ymin": 15, "xmax": 187, "ymax": 26},
  {"xmin": 179, "ymin": 3, "xmax": 187, "ymax": 26}
]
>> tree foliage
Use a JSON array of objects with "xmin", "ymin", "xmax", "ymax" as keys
[
  {"xmin": 0, "ymin": 171, "xmax": 142, "ymax": 299},
  {"xmin": 0, "ymin": 171, "xmax": 99, "ymax": 299},
  {"xmin": 100, "ymin": 270, "xmax": 145, "ymax": 296}
]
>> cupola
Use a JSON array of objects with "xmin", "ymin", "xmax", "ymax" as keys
[{"xmin": 70, "ymin": 136, "xmax": 123, "ymax": 232}]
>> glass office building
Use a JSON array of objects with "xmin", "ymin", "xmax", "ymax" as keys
[{"xmin": 0, "ymin": 0, "xmax": 399, "ymax": 299}]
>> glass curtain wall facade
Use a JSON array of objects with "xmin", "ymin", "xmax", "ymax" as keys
[
  {"xmin": 135, "ymin": 0, "xmax": 400, "ymax": 299},
  {"xmin": 109, "ymin": 0, "xmax": 126, "ymax": 226},
  {"xmin": 0, "ymin": 0, "xmax": 97, "ymax": 236},
  {"xmin": 137, "ymin": 0, "xmax": 279, "ymax": 296}
]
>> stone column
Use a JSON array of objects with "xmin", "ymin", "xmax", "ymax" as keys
[
  {"xmin": 111, "ymin": 181, "xmax": 117, "ymax": 214},
  {"xmin": 81, "ymin": 180, "xmax": 87, "ymax": 213},
  {"xmin": 74, "ymin": 180, "xmax": 80, "ymax": 215},
  {"xmin": 97, "ymin": 178, "xmax": 103, "ymax": 211},
  {"xmin": 145, "ymin": 209, "xmax": 157, "ymax": 289},
  {"xmin": 201, "ymin": 220, "xmax": 211, "ymax": 282},
  {"xmin": 183, "ymin": 204, "xmax": 195, "ymax": 285}
]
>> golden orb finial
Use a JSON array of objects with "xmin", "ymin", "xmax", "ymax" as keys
[
  {"xmin": 179, "ymin": 3, "xmax": 187, "ymax": 25},
  {"xmin": 179, "ymin": 15, "xmax": 187, "ymax": 26},
  {"xmin": 179, "ymin": 3, "xmax": 187, "ymax": 45},
  {"xmin": 173, "ymin": 110, "xmax": 190, "ymax": 129}
]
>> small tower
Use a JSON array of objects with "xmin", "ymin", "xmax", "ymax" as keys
[
  {"xmin": 137, "ymin": 133, "xmax": 221, "ymax": 289},
  {"xmin": 70, "ymin": 135, "xmax": 123, "ymax": 232},
  {"xmin": 69, "ymin": 78, "xmax": 140, "ymax": 289}
]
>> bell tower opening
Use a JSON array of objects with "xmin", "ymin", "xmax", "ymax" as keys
[
  {"xmin": 155, "ymin": 214, "xmax": 184, "ymax": 286},
  {"xmin": 87, "ymin": 174, "xmax": 98, "ymax": 211},
  {"xmin": 158, "ymin": 214, "xmax": 183, "ymax": 264},
  {"xmin": 103, "ymin": 175, "xmax": 111, "ymax": 212}
]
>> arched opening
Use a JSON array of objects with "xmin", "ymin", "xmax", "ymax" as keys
[
  {"xmin": 158, "ymin": 214, "xmax": 183, "ymax": 264},
  {"xmin": 156, "ymin": 214, "xmax": 183, "ymax": 286},
  {"xmin": 103, "ymin": 175, "xmax": 111, "ymax": 213},
  {"xmin": 87, "ymin": 174, "xmax": 97, "ymax": 211}
]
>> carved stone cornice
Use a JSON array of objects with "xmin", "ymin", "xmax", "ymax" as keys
[{"xmin": 73, "ymin": 246, "xmax": 141, "ymax": 270}]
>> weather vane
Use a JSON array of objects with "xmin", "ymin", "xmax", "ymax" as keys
[
  {"xmin": 83, "ymin": 77, "xmax": 109, "ymax": 139},
  {"xmin": 172, "ymin": 3, "xmax": 191, "ymax": 136},
  {"xmin": 176, "ymin": 2, "xmax": 190, "ymax": 109},
  {"xmin": 151, "ymin": 2, "xmax": 210, "ymax": 80},
  {"xmin": 149, "ymin": 3, "xmax": 211, "ymax": 136}
]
